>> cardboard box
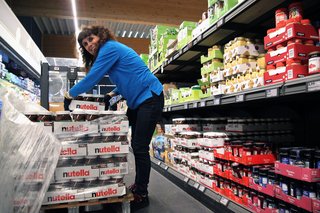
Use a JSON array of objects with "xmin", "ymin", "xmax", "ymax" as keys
[
  {"xmin": 43, "ymin": 189, "xmax": 84, "ymax": 205},
  {"xmin": 55, "ymin": 165, "xmax": 100, "ymax": 181},
  {"xmin": 264, "ymin": 64, "xmax": 308, "ymax": 85},
  {"xmin": 264, "ymin": 23, "xmax": 319, "ymax": 49}
]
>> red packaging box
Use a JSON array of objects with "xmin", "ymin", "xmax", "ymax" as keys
[
  {"xmin": 247, "ymin": 200, "xmax": 278, "ymax": 213},
  {"xmin": 264, "ymin": 23, "xmax": 319, "ymax": 49},
  {"xmin": 229, "ymin": 173, "xmax": 249, "ymax": 187},
  {"xmin": 266, "ymin": 44, "xmax": 320, "ymax": 65},
  {"xmin": 313, "ymin": 199, "xmax": 320, "ymax": 213},
  {"xmin": 214, "ymin": 149, "xmax": 231, "ymax": 161},
  {"xmin": 264, "ymin": 64, "xmax": 308, "ymax": 85},
  {"xmin": 213, "ymin": 165, "xmax": 229, "ymax": 179},
  {"xmin": 275, "ymin": 161, "xmax": 320, "ymax": 182},
  {"xmin": 248, "ymin": 177, "xmax": 275, "ymax": 197},
  {"xmin": 275, "ymin": 186, "xmax": 313, "ymax": 212},
  {"xmin": 230, "ymin": 154, "xmax": 276, "ymax": 166}
]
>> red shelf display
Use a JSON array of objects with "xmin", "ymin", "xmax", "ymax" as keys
[{"xmin": 248, "ymin": 177, "xmax": 275, "ymax": 197}]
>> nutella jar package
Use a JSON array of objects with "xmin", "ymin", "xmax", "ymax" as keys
[
  {"xmin": 24, "ymin": 111, "xmax": 38, "ymax": 122},
  {"xmin": 72, "ymin": 109, "xmax": 86, "ymax": 122},
  {"xmin": 55, "ymin": 111, "xmax": 72, "ymax": 122},
  {"xmin": 93, "ymin": 94, "xmax": 105, "ymax": 103},
  {"xmin": 82, "ymin": 94, "xmax": 94, "ymax": 102},
  {"xmin": 37, "ymin": 111, "xmax": 54, "ymax": 122},
  {"xmin": 86, "ymin": 110, "xmax": 100, "ymax": 121}
]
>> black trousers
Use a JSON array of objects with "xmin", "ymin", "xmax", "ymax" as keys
[{"xmin": 127, "ymin": 92, "xmax": 164, "ymax": 195}]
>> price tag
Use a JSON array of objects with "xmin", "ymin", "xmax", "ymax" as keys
[
  {"xmin": 213, "ymin": 97, "xmax": 220, "ymax": 105},
  {"xmin": 200, "ymin": 101, "xmax": 206, "ymax": 107},
  {"xmin": 194, "ymin": 182, "xmax": 200, "ymax": 189},
  {"xmin": 164, "ymin": 166, "xmax": 169, "ymax": 170},
  {"xmin": 197, "ymin": 35, "xmax": 202, "ymax": 43},
  {"xmin": 163, "ymin": 107, "xmax": 167, "ymax": 112},
  {"xmin": 217, "ymin": 18, "xmax": 224, "ymax": 27},
  {"xmin": 307, "ymin": 81, "xmax": 320, "ymax": 92},
  {"xmin": 193, "ymin": 102, "xmax": 197, "ymax": 108},
  {"xmin": 167, "ymin": 107, "xmax": 171, "ymax": 112},
  {"xmin": 235, "ymin": 94, "xmax": 244, "ymax": 102},
  {"xmin": 220, "ymin": 197, "xmax": 229, "ymax": 206},
  {"xmin": 157, "ymin": 161, "xmax": 161, "ymax": 166},
  {"xmin": 161, "ymin": 65, "xmax": 164, "ymax": 74},
  {"xmin": 184, "ymin": 104, "xmax": 188, "ymax": 109},
  {"xmin": 53, "ymin": 66, "xmax": 60, "ymax": 71},
  {"xmin": 184, "ymin": 177, "xmax": 189, "ymax": 183},
  {"xmin": 266, "ymin": 88, "xmax": 278, "ymax": 98},
  {"xmin": 198, "ymin": 185, "xmax": 205, "ymax": 192}
]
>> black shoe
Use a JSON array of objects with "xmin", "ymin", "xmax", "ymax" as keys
[
  {"xmin": 128, "ymin": 183, "xmax": 137, "ymax": 193},
  {"xmin": 130, "ymin": 193, "xmax": 149, "ymax": 212}
]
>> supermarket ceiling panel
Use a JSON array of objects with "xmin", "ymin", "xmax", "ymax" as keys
[{"xmin": 5, "ymin": 0, "xmax": 207, "ymax": 38}]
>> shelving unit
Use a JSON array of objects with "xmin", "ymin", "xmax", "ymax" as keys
[{"xmin": 150, "ymin": 0, "xmax": 320, "ymax": 212}]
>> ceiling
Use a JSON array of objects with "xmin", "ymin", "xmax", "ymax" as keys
[{"xmin": 5, "ymin": 0, "xmax": 207, "ymax": 39}]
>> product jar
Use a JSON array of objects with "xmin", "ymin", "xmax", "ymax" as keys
[
  {"xmin": 82, "ymin": 94, "xmax": 94, "ymax": 102},
  {"xmin": 55, "ymin": 111, "xmax": 72, "ymax": 121},
  {"xmin": 86, "ymin": 110, "xmax": 100, "ymax": 121},
  {"xmin": 279, "ymin": 147, "xmax": 291, "ymax": 164},
  {"xmin": 101, "ymin": 132, "xmax": 115, "ymax": 143},
  {"xmin": 72, "ymin": 109, "xmax": 86, "ymax": 122},
  {"xmin": 308, "ymin": 51, "xmax": 320, "ymax": 74},
  {"xmin": 288, "ymin": 2, "xmax": 303, "ymax": 22},
  {"xmin": 275, "ymin": 8, "xmax": 288, "ymax": 28}
]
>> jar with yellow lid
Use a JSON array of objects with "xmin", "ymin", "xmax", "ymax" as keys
[
  {"xmin": 212, "ymin": 45, "xmax": 221, "ymax": 50},
  {"xmin": 234, "ymin": 37, "xmax": 247, "ymax": 47},
  {"xmin": 248, "ymin": 56, "xmax": 257, "ymax": 63},
  {"xmin": 237, "ymin": 54, "xmax": 249, "ymax": 65},
  {"xmin": 246, "ymin": 38, "xmax": 254, "ymax": 45},
  {"xmin": 257, "ymin": 54, "xmax": 266, "ymax": 69}
]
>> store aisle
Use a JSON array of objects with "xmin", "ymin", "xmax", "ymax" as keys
[
  {"xmin": 125, "ymin": 151, "xmax": 213, "ymax": 213},
  {"xmin": 130, "ymin": 168, "xmax": 214, "ymax": 213}
]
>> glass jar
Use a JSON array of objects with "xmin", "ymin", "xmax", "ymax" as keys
[
  {"xmin": 275, "ymin": 8, "xmax": 288, "ymax": 28},
  {"xmin": 253, "ymin": 142, "xmax": 265, "ymax": 155},
  {"xmin": 86, "ymin": 110, "xmax": 100, "ymax": 121},
  {"xmin": 267, "ymin": 170, "xmax": 275, "ymax": 185},
  {"xmin": 114, "ymin": 132, "xmax": 127, "ymax": 142},
  {"xmin": 301, "ymin": 148, "xmax": 315, "ymax": 168},
  {"xmin": 82, "ymin": 94, "xmax": 94, "ymax": 102},
  {"xmin": 303, "ymin": 182, "xmax": 316, "ymax": 198},
  {"xmin": 279, "ymin": 147, "xmax": 291, "ymax": 164},
  {"xmin": 24, "ymin": 111, "xmax": 38, "ymax": 122},
  {"xmin": 288, "ymin": 2, "xmax": 303, "ymax": 22},
  {"xmin": 237, "ymin": 54, "xmax": 249, "ymax": 65},
  {"xmin": 92, "ymin": 94, "xmax": 104, "ymax": 103},
  {"xmin": 55, "ymin": 111, "xmax": 72, "ymax": 121},
  {"xmin": 259, "ymin": 168, "xmax": 268, "ymax": 187},
  {"xmin": 290, "ymin": 149, "xmax": 304, "ymax": 167},
  {"xmin": 72, "ymin": 109, "xmax": 86, "ymax": 122},
  {"xmin": 308, "ymin": 51, "xmax": 320, "ymax": 74},
  {"xmin": 37, "ymin": 111, "xmax": 54, "ymax": 122},
  {"xmin": 101, "ymin": 132, "xmax": 115, "ymax": 143}
]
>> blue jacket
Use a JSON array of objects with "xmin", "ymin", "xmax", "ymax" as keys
[{"xmin": 69, "ymin": 40, "xmax": 163, "ymax": 109}]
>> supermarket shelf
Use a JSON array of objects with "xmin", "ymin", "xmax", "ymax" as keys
[
  {"xmin": 150, "ymin": 157, "xmax": 251, "ymax": 213},
  {"xmin": 0, "ymin": 78, "xmax": 38, "ymax": 96},
  {"xmin": 152, "ymin": 0, "xmax": 320, "ymax": 82},
  {"xmin": 163, "ymin": 74, "xmax": 320, "ymax": 112}
]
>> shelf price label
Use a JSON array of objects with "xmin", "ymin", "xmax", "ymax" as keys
[
  {"xmin": 198, "ymin": 185, "xmax": 205, "ymax": 192},
  {"xmin": 167, "ymin": 107, "xmax": 171, "ymax": 112},
  {"xmin": 184, "ymin": 177, "xmax": 189, "ymax": 183},
  {"xmin": 213, "ymin": 97, "xmax": 220, "ymax": 105},
  {"xmin": 217, "ymin": 18, "xmax": 224, "ymax": 27},
  {"xmin": 200, "ymin": 101, "xmax": 206, "ymax": 107},
  {"xmin": 184, "ymin": 103, "xmax": 188, "ymax": 109},
  {"xmin": 157, "ymin": 161, "xmax": 161, "ymax": 166},
  {"xmin": 164, "ymin": 166, "xmax": 169, "ymax": 170},
  {"xmin": 193, "ymin": 102, "xmax": 198, "ymax": 108},
  {"xmin": 163, "ymin": 107, "xmax": 167, "ymax": 112},
  {"xmin": 160, "ymin": 65, "xmax": 164, "ymax": 74},
  {"xmin": 235, "ymin": 94, "xmax": 244, "ymax": 102},
  {"xmin": 307, "ymin": 81, "xmax": 320, "ymax": 92},
  {"xmin": 193, "ymin": 182, "xmax": 200, "ymax": 189},
  {"xmin": 266, "ymin": 88, "xmax": 278, "ymax": 98},
  {"xmin": 220, "ymin": 197, "xmax": 229, "ymax": 206}
]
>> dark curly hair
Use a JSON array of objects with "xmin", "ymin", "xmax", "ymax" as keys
[{"xmin": 77, "ymin": 26, "xmax": 116, "ymax": 69}]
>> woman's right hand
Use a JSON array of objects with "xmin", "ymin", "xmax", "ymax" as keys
[{"xmin": 104, "ymin": 94, "xmax": 112, "ymax": 110}]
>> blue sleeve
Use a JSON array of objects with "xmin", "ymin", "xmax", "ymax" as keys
[
  {"xmin": 112, "ymin": 87, "xmax": 119, "ymax": 95},
  {"xmin": 69, "ymin": 43, "xmax": 119, "ymax": 97}
]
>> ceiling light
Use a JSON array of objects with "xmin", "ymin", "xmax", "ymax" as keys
[
  {"xmin": 134, "ymin": 32, "xmax": 139, "ymax": 38},
  {"xmin": 140, "ymin": 32, "xmax": 145, "ymax": 38},
  {"xmin": 122, "ymin": 31, "xmax": 127, "ymax": 37},
  {"xmin": 128, "ymin": 31, "xmax": 133, "ymax": 38}
]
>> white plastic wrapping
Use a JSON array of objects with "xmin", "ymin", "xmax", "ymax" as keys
[{"xmin": 0, "ymin": 89, "xmax": 61, "ymax": 213}]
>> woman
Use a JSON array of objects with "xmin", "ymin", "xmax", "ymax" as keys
[{"xmin": 64, "ymin": 26, "xmax": 164, "ymax": 210}]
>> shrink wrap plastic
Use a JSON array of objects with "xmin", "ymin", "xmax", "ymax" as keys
[{"xmin": 0, "ymin": 89, "xmax": 61, "ymax": 213}]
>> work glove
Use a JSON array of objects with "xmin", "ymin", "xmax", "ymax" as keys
[
  {"xmin": 64, "ymin": 92, "xmax": 73, "ymax": 111},
  {"xmin": 104, "ymin": 94, "xmax": 112, "ymax": 110}
]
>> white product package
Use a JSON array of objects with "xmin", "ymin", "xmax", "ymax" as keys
[{"xmin": 0, "ymin": 88, "xmax": 61, "ymax": 213}]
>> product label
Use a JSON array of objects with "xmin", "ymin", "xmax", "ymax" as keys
[
  {"xmin": 99, "ymin": 163, "xmax": 128, "ymax": 177},
  {"xmin": 55, "ymin": 166, "xmax": 99, "ymax": 180},
  {"xmin": 83, "ymin": 184, "xmax": 126, "ymax": 199},
  {"xmin": 54, "ymin": 122, "xmax": 98, "ymax": 135},
  {"xmin": 87, "ymin": 142, "xmax": 129, "ymax": 155},
  {"xmin": 100, "ymin": 121, "xmax": 129, "ymax": 133},
  {"xmin": 69, "ymin": 100, "xmax": 104, "ymax": 111},
  {"xmin": 60, "ymin": 143, "xmax": 87, "ymax": 157},
  {"xmin": 43, "ymin": 190, "xmax": 84, "ymax": 204},
  {"xmin": 309, "ymin": 57, "xmax": 320, "ymax": 73}
]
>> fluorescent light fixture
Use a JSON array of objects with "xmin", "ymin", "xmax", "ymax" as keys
[
  {"xmin": 140, "ymin": 32, "xmax": 145, "ymax": 38},
  {"xmin": 134, "ymin": 32, "xmax": 139, "ymax": 38},
  {"xmin": 71, "ymin": 0, "xmax": 82, "ymax": 65},
  {"xmin": 128, "ymin": 31, "xmax": 133, "ymax": 38},
  {"xmin": 122, "ymin": 31, "xmax": 127, "ymax": 37}
]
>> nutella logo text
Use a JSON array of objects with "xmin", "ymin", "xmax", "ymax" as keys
[
  {"xmin": 62, "ymin": 125, "xmax": 89, "ymax": 132},
  {"xmin": 76, "ymin": 104, "xmax": 98, "ymax": 110},
  {"xmin": 47, "ymin": 194, "xmax": 75, "ymax": 202},
  {"xmin": 95, "ymin": 146, "xmax": 120, "ymax": 153},
  {"xmin": 100, "ymin": 168, "xmax": 120, "ymax": 175},
  {"xmin": 26, "ymin": 172, "xmax": 44, "ymax": 180},
  {"xmin": 63, "ymin": 169, "xmax": 90, "ymax": 177},
  {"xmin": 61, "ymin": 148, "xmax": 77, "ymax": 155},
  {"xmin": 101, "ymin": 126, "xmax": 121, "ymax": 132},
  {"xmin": 92, "ymin": 188, "xmax": 117, "ymax": 197}
]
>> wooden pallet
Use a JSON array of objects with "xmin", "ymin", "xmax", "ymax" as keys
[{"xmin": 41, "ymin": 192, "xmax": 134, "ymax": 211}]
